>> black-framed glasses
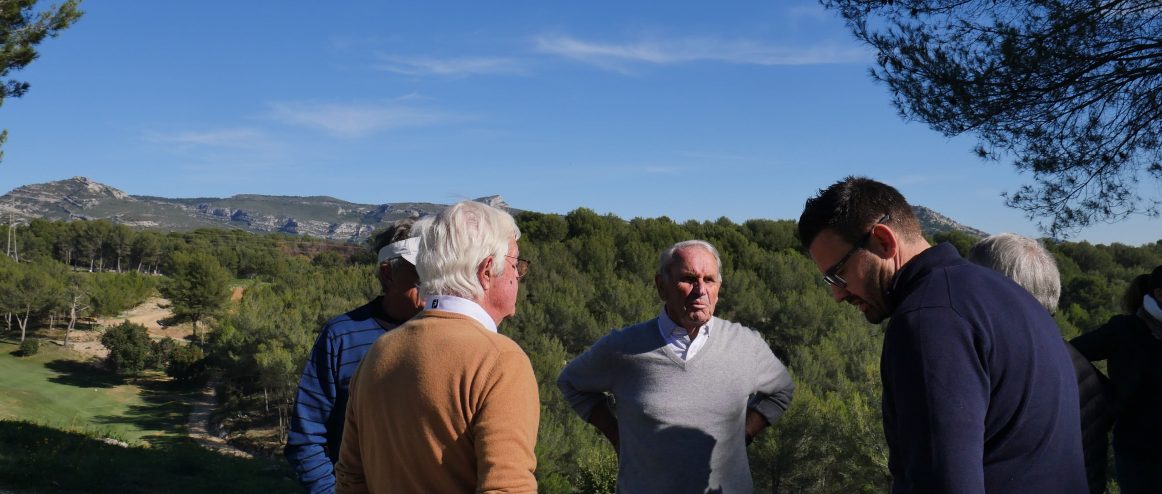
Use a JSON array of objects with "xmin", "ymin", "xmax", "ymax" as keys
[
  {"xmin": 505, "ymin": 255, "xmax": 531, "ymax": 279},
  {"xmin": 822, "ymin": 214, "xmax": 890, "ymax": 289}
]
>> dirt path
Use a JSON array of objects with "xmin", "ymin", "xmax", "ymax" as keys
[
  {"xmin": 61, "ymin": 296, "xmax": 193, "ymax": 360},
  {"xmin": 97, "ymin": 296, "xmax": 196, "ymax": 341},
  {"xmin": 63, "ymin": 296, "xmax": 254, "ymax": 458},
  {"xmin": 186, "ymin": 381, "xmax": 252, "ymax": 459}
]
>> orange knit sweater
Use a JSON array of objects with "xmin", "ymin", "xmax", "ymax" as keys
[{"xmin": 335, "ymin": 310, "xmax": 540, "ymax": 494}]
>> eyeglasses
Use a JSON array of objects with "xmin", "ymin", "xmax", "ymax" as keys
[
  {"xmin": 822, "ymin": 214, "xmax": 890, "ymax": 289},
  {"xmin": 505, "ymin": 255, "xmax": 531, "ymax": 280}
]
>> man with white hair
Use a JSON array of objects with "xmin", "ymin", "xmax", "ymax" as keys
[
  {"xmin": 335, "ymin": 200, "xmax": 539, "ymax": 494},
  {"xmin": 969, "ymin": 232, "xmax": 1116, "ymax": 494},
  {"xmin": 286, "ymin": 216, "xmax": 430, "ymax": 494},
  {"xmin": 557, "ymin": 239, "xmax": 795, "ymax": 493}
]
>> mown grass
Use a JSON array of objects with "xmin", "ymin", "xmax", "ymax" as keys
[
  {"xmin": 0, "ymin": 339, "xmax": 179, "ymax": 445},
  {"xmin": 0, "ymin": 339, "xmax": 299, "ymax": 493},
  {"xmin": 0, "ymin": 420, "xmax": 299, "ymax": 493}
]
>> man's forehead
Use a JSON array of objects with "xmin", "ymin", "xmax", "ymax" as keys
[
  {"xmin": 671, "ymin": 247, "xmax": 718, "ymax": 273},
  {"xmin": 807, "ymin": 229, "xmax": 846, "ymax": 263}
]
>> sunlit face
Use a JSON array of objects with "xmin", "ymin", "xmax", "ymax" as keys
[
  {"xmin": 808, "ymin": 229, "xmax": 890, "ymax": 324},
  {"xmin": 656, "ymin": 246, "xmax": 720, "ymax": 331},
  {"xmin": 482, "ymin": 238, "xmax": 521, "ymax": 324}
]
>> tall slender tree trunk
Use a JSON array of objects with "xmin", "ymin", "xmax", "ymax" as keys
[
  {"xmin": 17, "ymin": 305, "xmax": 30, "ymax": 342},
  {"xmin": 65, "ymin": 295, "xmax": 83, "ymax": 348}
]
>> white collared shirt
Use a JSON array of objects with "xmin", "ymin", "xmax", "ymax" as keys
[
  {"xmin": 424, "ymin": 295, "xmax": 498, "ymax": 333},
  {"xmin": 657, "ymin": 309, "xmax": 710, "ymax": 361}
]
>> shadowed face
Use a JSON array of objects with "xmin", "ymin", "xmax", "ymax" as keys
[
  {"xmin": 380, "ymin": 260, "xmax": 423, "ymax": 321},
  {"xmin": 655, "ymin": 246, "xmax": 720, "ymax": 331},
  {"xmin": 808, "ymin": 228, "xmax": 890, "ymax": 324}
]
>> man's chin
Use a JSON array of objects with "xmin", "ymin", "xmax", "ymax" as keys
[
  {"xmin": 681, "ymin": 313, "xmax": 711, "ymax": 327},
  {"xmin": 863, "ymin": 310, "xmax": 887, "ymax": 324}
]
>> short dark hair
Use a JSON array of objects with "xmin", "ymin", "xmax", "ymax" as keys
[
  {"xmin": 371, "ymin": 216, "xmax": 425, "ymax": 274},
  {"xmin": 371, "ymin": 216, "xmax": 421, "ymax": 253},
  {"xmin": 1123, "ymin": 273, "xmax": 1153, "ymax": 314},
  {"xmin": 1152, "ymin": 265, "xmax": 1162, "ymax": 292},
  {"xmin": 798, "ymin": 176, "xmax": 923, "ymax": 249}
]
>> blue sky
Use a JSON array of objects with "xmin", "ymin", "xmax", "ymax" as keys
[{"xmin": 2, "ymin": 1, "xmax": 1158, "ymax": 245}]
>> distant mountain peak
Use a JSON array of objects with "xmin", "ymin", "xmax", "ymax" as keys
[
  {"xmin": 474, "ymin": 195, "xmax": 508, "ymax": 210},
  {"xmin": 0, "ymin": 177, "xmax": 987, "ymax": 243},
  {"xmin": 912, "ymin": 205, "xmax": 988, "ymax": 238},
  {"xmin": 0, "ymin": 177, "xmax": 453, "ymax": 242}
]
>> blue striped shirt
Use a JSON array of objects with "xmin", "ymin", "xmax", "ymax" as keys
[{"xmin": 285, "ymin": 297, "xmax": 399, "ymax": 494}]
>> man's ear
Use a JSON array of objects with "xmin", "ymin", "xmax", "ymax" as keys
[
  {"xmin": 478, "ymin": 256, "xmax": 495, "ymax": 290},
  {"xmin": 654, "ymin": 274, "xmax": 665, "ymax": 301},
  {"xmin": 869, "ymin": 224, "xmax": 899, "ymax": 259}
]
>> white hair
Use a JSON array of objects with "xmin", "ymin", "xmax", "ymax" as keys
[
  {"xmin": 969, "ymin": 232, "xmax": 1061, "ymax": 313},
  {"xmin": 657, "ymin": 240, "xmax": 722, "ymax": 282},
  {"xmin": 417, "ymin": 200, "xmax": 520, "ymax": 300}
]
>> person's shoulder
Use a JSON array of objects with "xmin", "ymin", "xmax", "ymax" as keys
[
  {"xmin": 608, "ymin": 317, "xmax": 661, "ymax": 340},
  {"xmin": 710, "ymin": 317, "xmax": 767, "ymax": 343},
  {"xmin": 322, "ymin": 299, "xmax": 378, "ymax": 326},
  {"xmin": 573, "ymin": 317, "xmax": 661, "ymax": 355}
]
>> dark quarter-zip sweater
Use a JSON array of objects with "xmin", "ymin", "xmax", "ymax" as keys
[{"xmin": 881, "ymin": 243, "xmax": 1086, "ymax": 494}]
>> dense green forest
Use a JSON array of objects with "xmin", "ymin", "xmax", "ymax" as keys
[{"xmin": 2, "ymin": 214, "xmax": 1160, "ymax": 493}]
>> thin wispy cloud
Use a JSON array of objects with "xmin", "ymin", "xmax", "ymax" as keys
[
  {"xmin": 374, "ymin": 54, "xmax": 525, "ymax": 76},
  {"xmin": 266, "ymin": 100, "xmax": 467, "ymax": 138},
  {"xmin": 144, "ymin": 128, "xmax": 270, "ymax": 150},
  {"xmin": 535, "ymin": 34, "xmax": 869, "ymax": 72}
]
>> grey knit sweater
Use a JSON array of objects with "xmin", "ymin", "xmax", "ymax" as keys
[{"xmin": 557, "ymin": 316, "xmax": 795, "ymax": 493}]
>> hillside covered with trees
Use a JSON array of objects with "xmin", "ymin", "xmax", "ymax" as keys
[{"xmin": 2, "ymin": 213, "xmax": 1159, "ymax": 493}]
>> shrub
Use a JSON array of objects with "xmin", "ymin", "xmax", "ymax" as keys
[
  {"xmin": 150, "ymin": 337, "xmax": 179, "ymax": 370},
  {"xmin": 166, "ymin": 344, "xmax": 206, "ymax": 384},
  {"xmin": 100, "ymin": 321, "xmax": 152, "ymax": 375},
  {"xmin": 18, "ymin": 339, "xmax": 39, "ymax": 357}
]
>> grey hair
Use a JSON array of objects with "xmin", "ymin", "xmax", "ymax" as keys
[
  {"xmin": 657, "ymin": 240, "xmax": 722, "ymax": 282},
  {"xmin": 968, "ymin": 233, "xmax": 1061, "ymax": 313},
  {"xmin": 417, "ymin": 200, "xmax": 520, "ymax": 300}
]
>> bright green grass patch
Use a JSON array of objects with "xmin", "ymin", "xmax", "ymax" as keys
[
  {"xmin": 0, "ymin": 341, "xmax": 298, "ymax": 492},
  {"xmin": 0, "ymin": 340, "xmax": 184, "ymax": 445}
]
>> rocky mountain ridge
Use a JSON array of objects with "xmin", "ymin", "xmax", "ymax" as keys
[
  {"xmin": 0, "ymin": 177, "xmax": 986, "ymax": 242},
  {"xmin": 0, "ymin": 177, "xmax": 510, "ymax": 242}
]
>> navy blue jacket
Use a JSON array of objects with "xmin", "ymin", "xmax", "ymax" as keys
[
  {"xmin": 285, "ymin": 297, "xmax": 399, "ymax": 494},
  {"xmin": 882, "ymin": 243, "xmax": 1086, "ymax": 493},
  {"xmin": 1071, "ymin": 313, "xmax": 1162, "ymax": 458}
]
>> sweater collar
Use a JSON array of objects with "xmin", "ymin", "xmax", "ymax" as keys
[
  {"xmin": 885, "ymin": 243, "xmax": 964, "ymax": 313},
  {"xmin": 422, "ymin": 295, "xmax": 498, "ymax": 333}
]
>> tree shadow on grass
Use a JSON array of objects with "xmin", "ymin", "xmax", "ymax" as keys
[
  {"xmin": 0, "ymin": 420, "xmax": 298, "ymax": 493},
  {"xmin": 44, "ymin": 359, "xmax": 123, "ymax": 389},
  {"xmin": 91, "ymin": 378, "xmax": 196, "ymax": 449}
]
